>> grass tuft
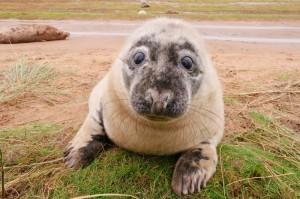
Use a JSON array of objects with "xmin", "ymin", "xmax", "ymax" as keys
[
  {"xmin": 0, "ymin": 122, "xmax": 64, "ymax": 198},
  {"xmin": 0, "ymin": 59, "xmax": 69, "ymax": 106},
  {"xmin": 220, "ymin": 111, "xmax": 300, "ymax": 198}
]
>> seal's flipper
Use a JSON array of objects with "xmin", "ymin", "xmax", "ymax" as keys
[
  {"xmin": 171, "ymin": 142, "xmax": 217, "ymax": 195},
  {"xmin": 64, "ymin": 113, "xmax": 112, "ymax": 169}
]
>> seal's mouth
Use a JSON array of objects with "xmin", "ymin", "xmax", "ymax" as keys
[
  {"xmin": 131, "ymin": 99, "xmax": 187, "ymax": 121},
  {"xmin": 144, "ymin": 114, "xmax": 173, "ymax": 122}
]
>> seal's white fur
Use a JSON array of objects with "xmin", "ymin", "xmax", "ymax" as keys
[
  {"xmin": 65, "ymin": 18, "xmax": 224, "ymax": 195},
  {"xmin": 85, "ymin": 18, "xmax": 224, "ymax": 155}
]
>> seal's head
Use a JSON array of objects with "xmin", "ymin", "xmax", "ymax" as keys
[{"xmin": 119, "ymin": 18, "xmax": 211, "ymax": 121}]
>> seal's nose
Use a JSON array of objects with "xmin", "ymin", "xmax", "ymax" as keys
[{"xmin": 146, "ymin": 88, "xmax": 173, "ymax": 114}]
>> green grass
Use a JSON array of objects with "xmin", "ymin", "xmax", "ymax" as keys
[
  {"xmin": 0, "ymin": 0, "xmax": 300, "ymax": 20},
  {"xmin": 0, "ymin": 123, "xmax": 64, "ymax": 198},
  {"xmin": 52, "ymin": 150, "xmax": 176, "ymax": 198},
  {"xmin": 1, "ymin": 110, "xmax": 299, "ymax": 198},
  {"xmin": 223, "ymin": 96, "xmax": 239, "ymax": 105},
  {"xmin": 0, "ymin": 123, "xmax": 62, "ymax": 165},
  {"xmin": 0, "ymin": 123, "xmax": 61, "ymax": 138}
]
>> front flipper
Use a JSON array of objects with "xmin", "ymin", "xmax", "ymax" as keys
[
  {"xmin": 172, "ymin": 143, "xmax": 217, "ymax": 196},
  {"xmin": 64, "ymin": 114, "xmax": 112, "ymax": 169}
]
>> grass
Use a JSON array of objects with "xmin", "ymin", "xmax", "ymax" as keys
[
  {"xmin": 0, "ymin": 123, "xmax": 64, "ymax": 197},
  {"xmin": 0, "ymin": 0, "xmax": 300, "ymax": 20},
  {"xmin": 0, "ymin": 148, "xmax": 5, "ymax": 198},
  {"xmin": 0, "ymin": 60, "xmax": 67, "ymax": 106},
  {"xmin": 0, "ymin": 62, "xmax": 299, "ymax": 197},
  {"xmin": 0, "ymin": 123, "xmax": 62, "ymax": 165},
  {"xmin": 0, "ymin": 56, "xmax": 299, "ymax": 197},
  {"xmin": 223, "ymin": 96, "xmax": 239, "ymax": 105},
  {"xmin": 1, "ymin": 109, "xmax": 299, "ymax": 198}
]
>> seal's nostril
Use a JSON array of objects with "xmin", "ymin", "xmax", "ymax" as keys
[
  {"xmin": 161, "ymin": 91, "xmax": 173, "ymax": 105},
  {"xmin": 161, "ymin": 94, "xmax": 171, "ymax": 109},
  {"xmin": 146, "ymin": 88, "xmax": 174, "ymax": 114},
  {"xmin": 145, "ymin": 90, "xmax": 153, "ymax": 105},
  {"xmin": 162, "ymin": 95, "xmax": 169, "ymax": 103}
]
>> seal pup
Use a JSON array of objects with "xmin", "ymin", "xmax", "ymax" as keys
[
  {"xmin": 64, "ymin": 18, "xmax": 224, "ymax": 196},
  {"xmin": 0, "ymin": 24, "xmax": 69, "ymax": 44}
]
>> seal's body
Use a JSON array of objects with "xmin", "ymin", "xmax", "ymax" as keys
[
  {"xmin": 65, "ymin": 18, "xmax": 224, "ymax": 196},
  {"xmin": 0, "ymin": 24, "xmax": 69, "ymax": 44}
]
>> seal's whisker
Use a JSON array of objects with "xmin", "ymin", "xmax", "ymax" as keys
[
  {"xmin": 189, "ymin": 112, "xmax": 211, "ymax": 138},
  {"xmin": 101, "ymin": 98, "xmax": 129, "ymax": 108},
  {"xmin": 187, "ymin": 104, "xmax": 223, "ymax": 120},
  {"xmin": 187, "ymin": 106, "xmax": 222, "ymax": 129}
]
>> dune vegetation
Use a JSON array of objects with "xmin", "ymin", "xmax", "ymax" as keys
[
  {"xmin": 0, "ymin": 58, "xmax": 299, "ymax": 198},
  {"xmin": 0, "ymin": 0, "xmax": 299, "ymax": 21}
]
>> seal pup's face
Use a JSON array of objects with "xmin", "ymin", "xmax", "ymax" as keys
[{"xmin": 121, "ymin": 19, "xmax": 204, "ymax": 121}]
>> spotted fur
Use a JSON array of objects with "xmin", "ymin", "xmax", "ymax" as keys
[
  {"xmin": 0, "ymin": 24, "xmax": 69, "ymax": 44},
  {"xmin": 65, "ymin": 18, "xmax": 224, "ymax": 196}
]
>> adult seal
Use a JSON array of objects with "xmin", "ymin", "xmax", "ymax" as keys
[{"xmin": 64, "ymin": 18, "xmax": 224, "ymax": 196}]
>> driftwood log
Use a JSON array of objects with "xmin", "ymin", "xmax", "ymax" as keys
[{"xmin": 0, "ymin": 24, "xmax": 70, "ymax": 44}]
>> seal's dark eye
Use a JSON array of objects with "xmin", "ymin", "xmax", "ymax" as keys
[
  {"xmin": 181, "ymin": 56, "xmax": 193, "ymax": 70},
  {"xmin": 133, "ymin": 52, "xmax": 145, "ymax": 65}
]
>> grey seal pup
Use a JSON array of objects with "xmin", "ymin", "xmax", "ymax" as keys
[
  {"xmin": 0, "ymin": 24, "xmax": 69, "ymax": 44},
  {"xmin": 64, "ymin": 18, "xmax": 224, "ymax": 196}
]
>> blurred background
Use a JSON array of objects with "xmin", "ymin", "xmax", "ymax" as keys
[{"xmin": 0, "ymin": 0, "xmax": 300, "ymax": 20}]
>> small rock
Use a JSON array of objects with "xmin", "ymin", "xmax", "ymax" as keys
[
  {"xmin": 138, "ymin": 10, "xmax": 147, "ymax": 15},
  {"xmin": 166, "ymin": 10, "xmax": 179, "ymax": 14},
  {"xmin": 141, "ymin": 0, "xmax": 150, "ymax": 8}
]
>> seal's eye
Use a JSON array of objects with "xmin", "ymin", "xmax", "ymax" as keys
[
  {"xmin": 181, "ymin": 56, "xmax": 194, "ymax": 71},
  {"xmin": 133, "ymin": 52, "xmax": 145, "ymax": 65}
]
